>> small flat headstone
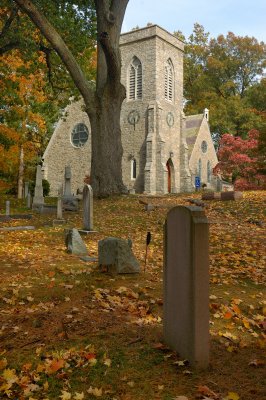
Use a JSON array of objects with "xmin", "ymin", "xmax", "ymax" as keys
[
  {"xmin": 0, "ymin": 226, "xmax": 35, "ymax": 231},
  {"xmin": 53, "ymin": 219, "xmax": 66, "ymax": 226},
  {"xmin": 202, "ymin": 192, "xmax": 221, "ymax": 200},
  {"xmin": 220, "ymin": 191, "xmax": 243, "ymax": 201},
  {"xmin": 80, "ymin": 256, "xmax": 98, "ymax": 262}
]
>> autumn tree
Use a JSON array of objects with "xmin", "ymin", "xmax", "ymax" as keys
[
  {"xmin": 183, "ymin": 24, "xmax": 266, "ymax": 139},
  {"xmin": 214, "ymin": 130, "xmax": 266, "ymax": 190},
  {"xmin": 9, "ymin": 0, "xmax": 129, "ymax": 197},
  {"xmin": 0, "ymin": 3, "xmax": 78, "ymax": 195}
]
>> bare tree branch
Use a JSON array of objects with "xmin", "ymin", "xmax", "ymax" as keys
[
  {"xmin": 0, "ymin": 5, "xmax": 19, "ymax": 39},
  {"xmin": 0, "ymin": 41, "xmax": 20, "ymax": 55}
]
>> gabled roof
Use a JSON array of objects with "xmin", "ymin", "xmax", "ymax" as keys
[{"xmin": 185, "ymin": 114, "xmax": 204, "ymax": 157}]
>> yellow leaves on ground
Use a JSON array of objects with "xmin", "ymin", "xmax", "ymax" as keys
[
  {"xmin": 46, "ymin": 359, "xmax": 65, "ymax": 374},
  {"xmin": 0, "ymin": 347, "xmax": 111, "ymax": 399},
  {"xmin": 92, "ymin": 286, "xmax": 161, "ymax": 325},
  {"xmin": 87, "ymin": 386, "xmax": 103, "ymax": 397},
  {"xmin": 223, "ymin": 392, "xmax": 240, "ymax": 400},
  {"xmin": 0, "ymin": 359, "xmax": 7, "ymax": 370}
]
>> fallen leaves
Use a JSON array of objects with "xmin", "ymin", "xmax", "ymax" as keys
[
  {"xmin": 92, "ymin": 286, "xmax": 161, "ymax": 325},
  {"xmin": 0, "ymin": 346, "xmax": 111, "ymax": 399}
]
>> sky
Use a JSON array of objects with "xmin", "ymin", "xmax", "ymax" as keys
[{"xmin": 122, "ymin": 0, "xmax": 266, "ymax": 42}]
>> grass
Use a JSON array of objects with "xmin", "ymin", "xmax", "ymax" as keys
[{"xmin": 0, "ymin": 191, "xmax": 265, "ymax": 400}]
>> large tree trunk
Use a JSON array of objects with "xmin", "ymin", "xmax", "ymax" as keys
[
  {"xmin": 89, "ymin": 84, "xmax": 126, "ymax": 197},
  {"xmin": 13, "ymin": 0, "xmax": 129, "ymax": 198}
]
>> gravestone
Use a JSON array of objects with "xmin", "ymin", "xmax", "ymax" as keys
[
  {"xmin": 65, "ymin": 228, "xmax": 88, "ymax": 255},
  {"xmin": 202, "ymin": 192, "xmax": 221, "ymax": 200},
  {"xmin": 24, "ymin": 181, "xmax": 29, "ymax": 198},
  {"xmin": 98, "ymin": 237, "xmax": 140, "ymax": 274},
  {"xmin": 26, "ymin": 193, "xmax": 32, "ymax": 208},
  {"xmin": 220, "ymin": 191, "xmax": 243, "ymax": 201},
  {"xmin": 164, "ymin": 206, "xmax": 209, "ymax": 368},
  {"xmin": 62, "ymin": 165, "xmax": 78, "ymax": 211},
  {"xmin": 57, "ymin": 184, "xmax": 63, "ymax": 219},
  {"xmin": 53, "ymin": 185, "xmax": 66, "ymax": 226},
  {"xmin": 64, "ymin": 165, "xmax": 72, "ymax": 197},
  {"xmin": 32, "ymin": 165, "xmax": 44, "ymax": 210},
  {"xmin": 5, "ymin": 201, "xmax": 10, "ymax": 216},
  {"xmin": 83, "ymin": 184, "xmax": 93, "ymax": 231}
]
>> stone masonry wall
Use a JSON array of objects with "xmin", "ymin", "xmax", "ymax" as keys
[
  {"xmin": 120, "ymin": 25, "xmax": 184, "ymax": 193},
  {"xmin": 189, "ymin": 117, "xmax": 218, "ymax": 188},
  {"xmin": 43, "ymin": 101, "xmax": 91, "ymax": 196}
]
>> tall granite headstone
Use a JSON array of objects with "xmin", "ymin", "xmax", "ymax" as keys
[
  {"xmin": 64, "ymin": 165, "xmax": 72, "ymax": 197},
  {"xmin": 6, "ymin": 201, "xmax": 10, "ymax": 216},
  {"xmin": 83, "ymin": 184, "xmax": 93, "ymax": 231},
  {"xmin": 32, "ymin": 165, "xmax": 44, "ymax": 210},
  {"xmin": 24, "ymin": 181, "xmax": 29, "ymax": 199},
  {"xmin": 26, "ymin": 193, "xmax": 32, "ymax": 209},
  {"xmin": 57, "ymin": 184, "xmax": 63, "ymax": 219},
  {"xmin": 164, "ymin": 206, "xmax": 209, "ymax": 368},
  {"xmin": 62, "ymin": 165, "xmax": 78, "ymax": 211}
]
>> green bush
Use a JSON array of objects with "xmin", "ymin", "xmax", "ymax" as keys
[{"xmin": 29, "ymin": 179, "xmax": 50, "ymax": 197}]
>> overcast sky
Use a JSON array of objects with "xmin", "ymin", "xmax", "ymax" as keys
[{"xmin": 122, "ymin": 0, "xmax": 266, "ymax": 42}]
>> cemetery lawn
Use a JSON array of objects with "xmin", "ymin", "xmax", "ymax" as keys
[{"xmin": 0, "ymin": 191, "xmax": 265, "ymax": 400}]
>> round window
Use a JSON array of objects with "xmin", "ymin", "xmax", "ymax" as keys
[
  {"xmin": 71, "ymin": 123, "xmax": 89, "ymax": 147},
  {"xmin": 201, "ymin": 140, "xmax": 208, "ymax": 153}
]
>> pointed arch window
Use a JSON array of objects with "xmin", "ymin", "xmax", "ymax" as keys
[
  {"xmin": 207, "ymin": 161, "xmax": 211, "ymax": 183},
  {"xmin": 131, "ymin": 158, "xmax": 137, "ymax": 180},
  {"xmin": 129, "ymin": 57, "xmax": 142, "ymax": 100},
  {"xmin": 164, "ymin": 58, "xmax": 174, "ymax": 101}
]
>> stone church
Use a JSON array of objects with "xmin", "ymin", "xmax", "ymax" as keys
[{"xmin": 43, "ymin": 25, "xmax": 218, "ymax": 196}]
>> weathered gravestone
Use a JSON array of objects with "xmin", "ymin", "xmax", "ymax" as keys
[
  {"xmin": 26, "ymin": 192, "xmax": 32, "ymax": 209},
  {"xmin": 65, "ymin": 228, "xmax": 88, "ymax": 255},
  {"xmin": 62, "ymin": 165, "xmax": 78, "ymax": 211},
  {"xmin": 32, "ymin": 165, "xmax": 44, "ymax": 210},
  {"xmin": 202, "ymin": 192, "xmax": 221, "ymax": 201},
  {"xmin": 5, "ymin": 201, "xmax": 10, "ymax": 216},
  {"xmin": 98, "ymin": 237, "xmax": 140, "ymax": 274},
  {"xmin": 83, "ymin": 184, "xmax": 93, "ymax": 231},
  {"xmin": 164, "ymin": 206, "xmax": 209, "ymax": 368},
  {"xmin": 53, "ymin": 185, "xmax": 66, "ymax": 226},
  {"xmin": 24, "ymin": 181, "xmax": 29, "ymax": 199},
  {"xmin": 220, "ymin": 191, "xmax": 243, "ymax": 201}
]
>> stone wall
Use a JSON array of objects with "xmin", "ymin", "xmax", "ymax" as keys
[
  {"xmin": 42, "ymin": 101, "xmax": 91, "ymax": 196},
  {"xmin": 189, "ymin": 117, "xmax": 218, "ymax": 188}
]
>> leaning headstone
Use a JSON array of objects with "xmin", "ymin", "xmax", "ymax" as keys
[
  {"xmin": 98, "ymin": 237, "xmax": 140, "ymax": 274},
  {"xmin": 65, "ymin": 228, "xmax": 88, "ymax": 255},
  {"xmin": 220, "ymin": 191, "xmax": 243, "ymax": 201},
  {"xmin": 24, "ymin": 181, "xmax": 29, "ymax": 198},
  {"xmin": 164, "ymin": 206, "xmax": 209, "ymax": 369},
  {"xmin": 32, "ymin": 165, "xmax": 44, "ymax": 210},
  {"xmin": 83, "ymin": 184, "xmax": 93, "ymax": 231},
  {"xmin": 5, "ymin": 201, "xmax": 10, "ymax": 216}
]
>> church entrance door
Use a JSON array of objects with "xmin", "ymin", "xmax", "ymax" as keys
[{"xmin": 166, "ymin": 159, "xmax": 174, "ymax": 193}]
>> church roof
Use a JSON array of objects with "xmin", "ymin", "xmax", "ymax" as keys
[{"xmin": 185, "ymin": 114, "xmax": 204, "ymax": 157}]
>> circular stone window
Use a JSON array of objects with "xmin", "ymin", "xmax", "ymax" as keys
[
  {"xmin": 71, "ymin": 123, "xmax": 89, "ymax": 148},
  {"xmin": 201, "ymin": 140, "xmax": 208, "ymax": 153}
]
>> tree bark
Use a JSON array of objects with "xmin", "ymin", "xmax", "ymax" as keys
[
  {"xmin": 13, "ymin": 0, "xmax": 129, "ymax": 197},
  {"xmin": 17, "ymin": 145, "xmax": 24, "ymax": 199}
]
